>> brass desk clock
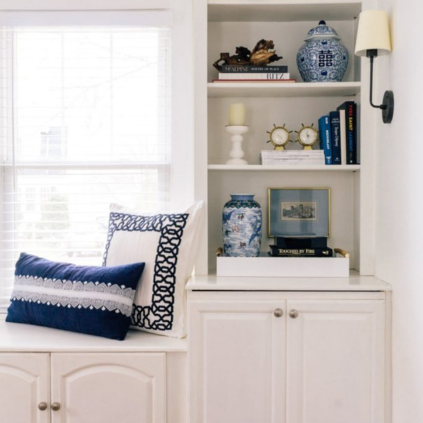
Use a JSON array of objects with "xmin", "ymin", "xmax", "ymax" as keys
[
  {"xmin": 266, "ymin": 124, "xmax": 292, "ymax": 150},
  {"xmin": 294, "ymin": 123, "xmax": 319, "ymax": 150}
]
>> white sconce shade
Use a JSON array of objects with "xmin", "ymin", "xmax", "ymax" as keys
[{"xmin": 355, "ymin": 10, "xmax": 392, "ymax": 56}]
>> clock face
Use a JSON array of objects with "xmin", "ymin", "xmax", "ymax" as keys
[
  {"xmin": 299, "ymin": 127, "xmax": 318, "ymax": 145},
  {"xmin": 271, "ymin": 127, "xmax": 289, "ymax": 145}
]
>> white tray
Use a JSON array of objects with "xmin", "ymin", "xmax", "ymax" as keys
[{"xmin": 216, "ymin": 256, "xmax": 349, "ymax": 278}]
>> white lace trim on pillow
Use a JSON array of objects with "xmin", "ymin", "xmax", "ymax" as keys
[{"xmin": 11, "ymin": 276, "xmax": 135, "ymax": 316}]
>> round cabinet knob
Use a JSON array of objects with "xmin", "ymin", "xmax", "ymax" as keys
[
  {"xmin": 38, "ymin": 402, "xmax": 48, "ymax": 411},
  {"xmin": 289, "ymin": 309, "xmax": 299, "ymax": 319},
  {"xmin": 274, "ymin": 308, "xmax": 283, "ymax": 318},
  {"xmin": 51, "ymin": 402, "xmax": 61, "ymax": 411}
]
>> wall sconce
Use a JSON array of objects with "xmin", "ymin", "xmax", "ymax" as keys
[{"xmin": 355, "ymin": 10, "xmax": 393, "ymax": 124}]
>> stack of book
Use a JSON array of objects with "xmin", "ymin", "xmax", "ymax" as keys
[
  {"xmin": 269, "ymin": 246, "xmax": 333, "ymax": 257},
  {"xmin": 268, "ymin": 237, "xmax": 333, "ymax": 257},
  {"xmin": 261, "ymin": 150, "xmax": 325, "ymax": 165},
  {"xmin": 318, "ymin": 101, "xmax": 359, "ymax": 165},
  {"xmin": 213, "ymin": 65, "xmax": 295, "ymax": 82}
]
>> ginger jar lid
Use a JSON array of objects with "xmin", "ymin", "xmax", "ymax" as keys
[{"xmin": 304, "ymin": 20, "xmax": 341, "ymax": 41}]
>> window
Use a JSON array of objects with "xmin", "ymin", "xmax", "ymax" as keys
[{"xmin": 0, "ymin": 23, "xmax": 172, "ymax": 305}]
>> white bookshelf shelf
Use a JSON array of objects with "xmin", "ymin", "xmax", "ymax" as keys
[
  {"xmin": 208, "ymin": 82, "xmax": 361, "ymax": 98},
  {"xmin": 186, "ymin": 272, "xmax": 392, "ymax": 292},
  {"xmin": 208, "ymin": 1, "xmax": 362, "ymax": 23},
  {"xmin": 208, "ymin": 164, "xmax": 361, "ymax": 171}
]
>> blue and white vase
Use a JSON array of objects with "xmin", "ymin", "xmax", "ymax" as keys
[
  {"xmin": 222, "ymin": 194, "xmax": 262, "ymax": 257},
  {"xmin": 297, "ymin": 20, "xmax": 349, "ymax": 82}
]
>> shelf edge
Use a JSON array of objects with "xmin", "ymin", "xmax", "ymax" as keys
[{"xmin": 208, "ymin": 164, "xmax": 361, "ymax": 171}]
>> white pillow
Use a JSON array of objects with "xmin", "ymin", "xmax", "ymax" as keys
[{"xmin": 103, "ymin": 201, "xmax": 204, "ymax": 338}]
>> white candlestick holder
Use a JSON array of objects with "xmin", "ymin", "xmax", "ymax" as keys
[{"xmin": 226, "ymin": 125, "xmax": 249, "ymax": 165}]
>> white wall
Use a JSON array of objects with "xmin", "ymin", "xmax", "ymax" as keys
[{"xmin": 374, "ymin": 0, "xmax": 423, "ymax": 422}]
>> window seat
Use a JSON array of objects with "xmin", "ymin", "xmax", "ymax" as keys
[{"xmin": 0, "ymin": 316, "xmax": 187, "ymax": 353}]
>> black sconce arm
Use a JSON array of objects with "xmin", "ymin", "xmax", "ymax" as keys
[{"xmin": 366, "ymin": 49, "xmax": 394, "ymax": 123}]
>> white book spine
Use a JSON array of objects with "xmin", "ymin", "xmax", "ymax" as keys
[
  {"xmin": 261, "ymin": 154, "xmax": 324, "ymax": 158},
  {"xmin": 219, "ymin": 73, "xmax": 290, "ymax": 80},
  {"xmin": 261, "ymin": 151, "xmax": 324, "ymax": 158},
  {"xmin": 261, "ymin": 160, "xmax": 326, "ymax": 165},
  {"xmin": 261, "ymin": 158, "xmax": 325, "ymax": 161},
  {"xmin": 261, "ymin": 152, "xmax": 324, "ymax": 155}
]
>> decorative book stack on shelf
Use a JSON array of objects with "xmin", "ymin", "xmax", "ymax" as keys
[
  {"xmin": 212, "ymin": 39, "xmax": 295, "ymax": 82},
  {"xmin": 319, "ymin": 101, "xmax": 359, "ymax": 165},
  {"xmin": 217, "ymin": 65, "xmax": 291, "ymax": 81},
  {"xmin": 214, "ymin": 66, "xmax": 295, "ymax": 83},
  {"xmin": 216, "ymin": 247, "xmax": 350, "ymax": 278},
  {"xmin": 215, "ymin": 78, "xmax": 296, "ymax": 83},
  {"xmin": 269, "ymin": 246, "xmax": 333, "ymax": 257},
  {"xmin": 261, "ymin": 150, "xmax": 325, "ymax": 165},
  {"xmin": 268, "ymin": 237, "xmax": 333, "ymax": 257}
]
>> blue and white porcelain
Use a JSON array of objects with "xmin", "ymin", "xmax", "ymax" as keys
[
  {"xmin": 297, "ymin": 20, "xmax": 349, "ymax": 82},
  {"xmin": 222, "ymin": 194, "xmax": 262, "ymax": 257}
]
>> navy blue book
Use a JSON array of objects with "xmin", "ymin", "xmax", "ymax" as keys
[
  {"xmin": 269, "ymin": 246, "xmax": 333, "ymax": 257},
  {"xmin": 337, "ymin": 101, "xmax": 358, "ymax": 164},
  {"xmin": 329, "ymin": 111, "xmax": 341, "ymax": 165},
  {"xmin": 318, "ymin": 115, "xmax": 332, "ymax": 165},
  {"xmin": 219, "ymin": 65, "xmax": 288, "ymax": 73}
]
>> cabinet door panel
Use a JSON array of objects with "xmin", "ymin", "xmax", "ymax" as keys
[
  {"xmin": 286, "ymin": 300, "xmax": 385, "ymax": 423},
  {"xmin": 189, "ymin": 300, "xmax": 286, "ymax": 423},
  {"xmin": 0, "ymin": 353, "xmax": 50, "ymax": 423},
  {"xmin": 51, "ymin": 353, "xmax": 166, "ymax": 423}
]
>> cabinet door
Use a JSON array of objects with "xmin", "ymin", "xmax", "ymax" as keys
[
  {"xmin": 189, "ymin": 299, "xmax": 286, "ymax": 423},
  {"xmin": 0, "ymin": 353, "xmax": 50, "ymax": 423},
  {"xmin": 286, "ymin": 300, "xmax": 385, "ymax": 423},
  {"xmin": 51, "ymin": 353, "xmax": 166, "ymax": 423}
]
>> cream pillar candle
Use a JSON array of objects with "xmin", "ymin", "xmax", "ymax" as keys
[{"xmin": 228, "ymin": 103, "xmax": 246, "ymax": 126}]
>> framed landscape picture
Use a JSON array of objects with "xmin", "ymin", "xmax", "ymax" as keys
[{"xmin": 268, "ymin": 188, "xmax": 330, "ymax": 237}]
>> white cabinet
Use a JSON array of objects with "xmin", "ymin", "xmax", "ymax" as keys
[
  {"xmin": 189, "ymin": 292, "xmax": 386, "ymax": 423},
  {"xmin": 286, "ymin": 300, "xmax": 385, "ymax": 423},
  {"xmin": 0, "ymin": 352, "xmax": 166, "ymax": 423},
  {"xmin": 0, "ymin": 321, "xmax": 188, "ymax": 423},
  {"xmin": 0, "ymin": 353, "xmax": 50, "ymax": 423},
  {"xmin": 189, "ymin": 300, "xmax": 286, "ymax": 423},
  {"xmin": 51, "ymin": 353, "xmax": 166, "ymax": 423}
]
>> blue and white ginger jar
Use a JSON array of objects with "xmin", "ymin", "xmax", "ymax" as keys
[
  {"xmin": 222, "ymin": 194, "xmax": 262, "ymax": 257},
  {"xmin": 297, "ymin": 20, "xmax": 349, "ymax": 82}
]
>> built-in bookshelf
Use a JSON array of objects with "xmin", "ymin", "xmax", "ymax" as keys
[{"xmin": 194, "ymin": 0, "xmax": 375, "ymax": 275}]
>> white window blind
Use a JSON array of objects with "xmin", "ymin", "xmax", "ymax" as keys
[{"xmin": 0, "ymin": 24, "xmax": 172, "ymax": 306}]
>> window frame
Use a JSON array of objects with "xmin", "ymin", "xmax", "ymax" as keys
[{"xmin": 0, "ymin": 0, "xmax": 195, "ymax": 310}]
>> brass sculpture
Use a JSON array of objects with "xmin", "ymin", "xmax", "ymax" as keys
[{"xmin": 213, "ymin": 39, "xmax": 282, "ymax": 71}]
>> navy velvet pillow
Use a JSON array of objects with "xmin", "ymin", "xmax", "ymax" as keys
[{"xmin": 6, "ymin": 253, "xmax": 145, "ymax": 340}]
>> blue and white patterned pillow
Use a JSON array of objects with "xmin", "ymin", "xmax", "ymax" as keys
[
  {"xmin": 6, "ymin": 253, "xmax": 145, "ymax": 340},
  {"xmin": 103, "ymin": 202, "xmax": 204, "ymax": 338}
]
